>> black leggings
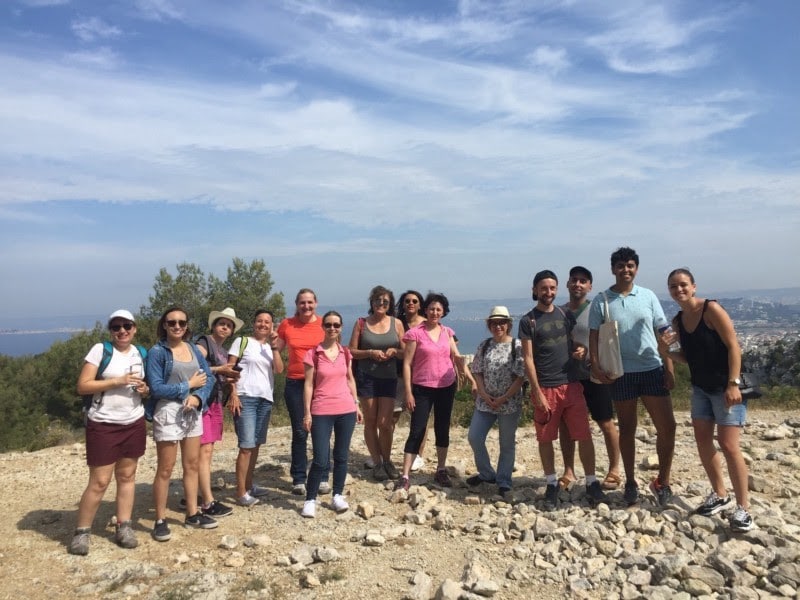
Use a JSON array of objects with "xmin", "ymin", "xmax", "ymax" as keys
[{"xmin": 403, "ymin": 382, "xmax": 457, "ymax": 454}]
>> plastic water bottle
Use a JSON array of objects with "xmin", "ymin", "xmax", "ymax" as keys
[{"xmin": 658, "ymin": 326, "xmax": 681, "ymax": 353}]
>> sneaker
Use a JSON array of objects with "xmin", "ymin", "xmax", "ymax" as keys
[
  {"xmin": 250, "ymin": 484, "xmax": 269, "ymax": 497},
  {"xmin": 498, "ymin": 486, "xmax": 511, "ymax": 498},
  {"xmin": 730, "ymin": 505, "xmax": 754, "ymax": 532},
  {"xmin": 185, "ymin": 512, "xmax": 218, "ymax": 529},
  {"xmin": 332, "ymin": 494, "xmax": 350, "ymax": 513},
  {"xmin": 623, "ymin": 481, "xmax": 639, "ymax": 505},
  {"xmin": 318, "ymin": 482, "xmax": 331, "ymax": 495},
  {"xmin": 543, "ymin": 483, "xmax": 559, "ymax": 511},
  {"xmin": 151, "ymin": 519, "xmax": 171, "ymax": 542},
  {"xmin": 394, "ymin": 476, "xmax": 410, "ymax": 492},
  {"xmin": 586, "ymin": 481, "xmax": 608, "ymax": 506},
  {"xmin": 114, "ymin": 520, "xmax": 138, "ymax": 549},
  {"xmin": 292, "ymin": 483, "xmax": 307, "ymax": 496},
  {"xmin": 696, "ymin": 492, "xmax": 731, "ymax": 517},
  {"xmin": 301, "ymin": 500, "xmax": 316, "ymax": 518},
  {"xmin": 466, "ymin": 474, "xmax": 495, "ymax": 486},
  {"xmin": 202, "ymin": 501, "xmax": 233, "ymax": 517},
  {"xmin": 384, "ymin": 460, "xmax": 400, "ymax": 480},
  {"xmin": 68, "ymin": 528, "xmax": 91, "ymax": 555},
  {"xmin": 364, "ymin": 457, "xmax": 377, "ymax": 469},
  {"xmin": 649, "ymin": 477, "xmax": 673, "ymax": 507},
  {"xmin": 237, "ymin": 493, "xmax": 260, "ymax": 507},
  {"xmin": 411, "ymin": 456, "xmax": 425, "ymax": 472},
  {"xmin": 373, "ymin": 462, "xmax": 389, "ymax": 482},
  {"xmin": 434, "ymin": 468, "xmax": 452, "ymax": 487}
]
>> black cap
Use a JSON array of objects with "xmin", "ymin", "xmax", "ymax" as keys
[
  {"xmin": 569, "ymin": 265, "xmax": 593, "ymax": 282},
  {"xmin": 533, "ymin": 270, "xmax": 558, "ymax": 287}
]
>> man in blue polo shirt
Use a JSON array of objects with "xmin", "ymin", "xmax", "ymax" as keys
[{"xmin": 589, "ymin": 247, "xmax": 676, "ymax": 506}]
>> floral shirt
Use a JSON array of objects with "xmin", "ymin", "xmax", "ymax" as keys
[{"xmin": 470, "ymin": 339, "xmax": 525, "ymax": 415}]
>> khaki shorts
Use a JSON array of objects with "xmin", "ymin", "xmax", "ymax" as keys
[{"xmin": 152, "ymin": 399, "xmax": 203, "ymax": 442}]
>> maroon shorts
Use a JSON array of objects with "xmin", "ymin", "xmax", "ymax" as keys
[{"xmin": 85, "ymin": 417, "xmax": 146, "ymax": 467}]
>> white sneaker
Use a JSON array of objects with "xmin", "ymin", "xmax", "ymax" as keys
[
  {"xmin": 301, "ymin": 500, "xmax": 316, "ymax": 518},
  {"xmin": 332, "ymin": 494, "xmax": 349, "ymax": 513},
  {"xmin": 318, "ymin": 481, "xmax": 331, "ymax": 495},
  {"xmin": 411, "ymin": 456, "xmax": 425, "ymax": 472},
  {"xmin": 364, "ymin": 458, "xmax": 376, "ymax": 469}
]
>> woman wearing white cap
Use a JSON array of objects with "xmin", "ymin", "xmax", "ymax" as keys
[
  {"xmin": 194, "ymin": 308, "xmax": 244, "ymax": 517},
  {"xmin": 71, "ymin": 309, "xmax": 150, "ymax": 555},
  {"xmin": 467, "ymin": 306, "xmax": 526, "ymax": 497}
]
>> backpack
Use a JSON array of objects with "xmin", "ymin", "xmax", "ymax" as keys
[{"xmin": 82, "ymin": 341, "xmax": 148, "ymax": 414}]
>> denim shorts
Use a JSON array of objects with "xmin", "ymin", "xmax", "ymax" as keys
[
  {"xmin": 356, "ymin": 370, "xmax": 398, "ymax": 400},
  {"xmin": 234, "ymin": 395, "xmax": 273, "ymax": 448},
  {"xmin": 611, "ymin": 367, "xmax": 671, "ymax": 401},
  {"xmin": 691, "ymin": 386, "xmax": 747, "ymax": 426}
]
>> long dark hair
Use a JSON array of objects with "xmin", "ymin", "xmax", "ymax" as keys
[
  {"xmin": 396, "ymin": 289, "xmax": 424, "ymax": 327},
  {"xmin": 157, "ymin": 305, "xmax": 192, "ymax": 341}
]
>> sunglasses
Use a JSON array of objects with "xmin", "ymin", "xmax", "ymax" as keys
[
  {"xmin": 110, "ymin": 322, "xmax": 134, "ymax": 332},
  {"xmin": 404, "ymin": 298, "xmax": 419, "ymax": 305},
  {"xmin": 373, "ymin": 298, "xmax": 390, "ymax": 306},
  {"xmin": 323, "ymin": 322, "xmax": 342, "ymax": 329},
  {"xmin": 166, "ymin": 319, "xmax": 188, "ymax": 328}
]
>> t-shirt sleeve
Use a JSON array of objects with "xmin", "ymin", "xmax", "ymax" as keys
[
  {"xmin": 651, "ymin": 291, "xmax": 668, "ymax": 329},
  {"xmin": 84, "ymin": 343, "xmax": 104, "ymax": 366},
  {"xmin": 277, "ymin": 319, "xmax": 288, "ymax": 341},
  {"xmin": 517, "ymin": 315, "xmax": 533, "ymax": 341},
  {"xmin": 228, "ymin": 337, "xmax": 241, "ymax": 358},
  {"xmin": 303, "ymin": 348, "xmax": 316, "ymax": 368},
  {"xmin": 470, "ymin": 342, "xmax": 485, "ymax": 374},
  {"xmin": 588, "ymin": 297, "xmax": 603, "ymax": 330},
  {"xmin": 402, "ymin": 327, "xmax": 420, "ymax": 344},
  {"xmin": 512, "ymin": 339, "xmax": 525, "ymax": 378}
]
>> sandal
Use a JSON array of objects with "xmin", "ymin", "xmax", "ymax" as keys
[
  {"xmin": 558, "ymin": 476, "xmax": 575, "ymax": 490},
  {"xmin": 601, "ymin": 472, "xmax": 622, "ymax": 490}
]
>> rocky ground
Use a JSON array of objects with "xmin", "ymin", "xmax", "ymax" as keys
[{"xmin": 2, "ymin": 410, "xmax": 800, "ymax": 600}]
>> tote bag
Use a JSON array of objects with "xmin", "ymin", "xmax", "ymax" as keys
[{"xmin": 596, "ymin": 292, "xmax": 624, "ymax": 380}]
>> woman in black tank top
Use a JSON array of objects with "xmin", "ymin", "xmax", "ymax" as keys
[{"xmin": 664, "ymin": 268, "xmax": 753, "ymax": 532}]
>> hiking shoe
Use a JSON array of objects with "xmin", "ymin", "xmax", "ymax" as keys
[
  {"xmin": 730, "ymin": 505, "xmax": 754, "ymax": 532},
  {"xmin": 364, "ymin": 457, "xmax": 376, "ymax": 469},
  {"xmin": 114, "ymin": 520, "xmax": 138, "ymax": 549},
  {"xmin": 384, "ymin": 460, "xmax": 400, "ymax": 480},
  {"xmin": 152, "ymin": 519, "xmax": 171, "ymax": 542},
  {"xmin": 434, "ymin": 468, "xmax": 452, "ymax": 487},
  {"xmin": 586, "ymin": 481, "xmax": 608, "ymax": 506},
  {"xmin": 237, "ymin": 493, "xmax": 260, "ymax": 507},
  {"xmin": 373, "ymin": 462, "xmax": 389, "ymax": 481},
  {"xmin": 498, "ymin": 486, "xmax": 511, "ymax": 498},
  {"xmin": 185, "ymin": 512, "xmax": 218, "ymax": 529},
  {"xmin": 411, "ymin": 456, "xmax": 425, "ymax": 472},
  {"xmin": 318, "ymin": 482, "xmax": 331, "ymax": 495},
  {"xmin": 543, "ymin": 483, "xmax": 559, "ymax": 511},
  {"xmin": 394, "ymin": 476, "xmax": 410, "ymax": 492},
  {"xmin": 332, "ymin": 494, "xmax": 350, "ymax": 513},
  {"xmin": 68, "ymin": 528, "xmax": 91, "ymax": 555},
  {"xmin": 466, "ymin": 474, "xmax": 495, "ymax": 486},
  {"xmin": 250, "ymin": 484, "xmax": 269, "ymax": 497},
  {"xmin": 623, "ymin": 481, "xmax": 639, "ymax": 505},
  {"xmin": 301, "ymin": 500, "xmax": 316, "ymax": 518},
  {"xmin": 649, "ymin": 477, "xmax": 673, "ymax": 507},
  {"xmin": 202, "ymin": 501, "xmax": 233, "ymax": 517},
  {"xmin": 292, "ymin": 483, "xmax": 307, "ymax": 496},
  {"xmin": 696, "ymin": 492, "xmax": 731, "ymax": 517}
]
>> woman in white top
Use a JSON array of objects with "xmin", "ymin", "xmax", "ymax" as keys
[{"xmin": 71, "ymin": 309, "xmax": 150, "ymax": 555}]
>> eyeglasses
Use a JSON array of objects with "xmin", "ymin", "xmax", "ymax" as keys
[
  {"xmin": 166, "ymin": 319, "xmax": 188, "ymax": 328},
  {"xmin": 323, "ymin": 322, "xmax": 342, "ymax": 329},
  {"xmin": 110, "ymin": 323, "xmax": 134, "ymax": 332},
  {"xmin": 373, "ymin": 298, "xmax": 390, "ymax": 306},
  {"xmin": 404, "ymin": 298, "xmax": 419, "ymax": 305},
  {"xmin": 489, "ymin": 320, "xmax": 509, "ymax": 327}
]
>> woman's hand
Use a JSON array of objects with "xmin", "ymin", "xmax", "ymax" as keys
[
  {"xmin": 725, "ymin": 384, "xmax": 743, "ymax": 408},
  {"xmin": 590, "ymin": 364, "xmax": 614, "ymax": 384},
  {"xmin": 303, "ymin": 414, "xmax": 312, "ymax": 432},
  {"xmin": 183, "ymin": 395, "xmax": 201, "ymax": 411},
  {"xmin": 216, "ymin": 365, "xmax": 241, "ymax": 381},
  {"xmin": 405, "ymin": 393, "xmax": 415, "ymax": 413},
  {"xmin": 356, "ymin": 407, "xmax": 364, "ymax": 424},
  {"xmin": 188, "ymin": 369, "xmax": 207, "ymax": 389},
  {"xmin": 228, "ymin": 394, "xmax": 241, "ymax": 416}
]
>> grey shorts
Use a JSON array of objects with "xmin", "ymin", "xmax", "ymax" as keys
[{"xmin": 152, "ymin": 399, "xmax": 203, "ymax": 442}]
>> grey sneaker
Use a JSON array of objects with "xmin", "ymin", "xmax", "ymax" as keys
[
  {"xmin": 318, "ymin": 482, "xmax": 331, "ymax": 495},
  {"xmin": 68, "ymin": 528, "xmax": 91, "ymax": 555},
  {"xmin": 114, "ymin": 520, "xmax": 138, "ymax": 549},
  {"xmin": 237, "ymin": 493, "xmax": 260, "ymax": 507},
  {"xmin": 331, "ymin": 493, "xmax": 349, "ymax": 513},
  {"xmin": 586, "ymin": 481, "xmax": 608, "ymax": 506},
  {"xmin": 292, "ymin": 483, "xmax": 307, "ymax": 496},
  {"xmin": 543, "ymin": 483, "xmax": 559, "ymax": 511},
  {"xmin": 623, "ymin": 481, "xmax": 639, "ymax": 505},
  {"xmin": 151, "ymin": 519, "xmax": 171, "ymax": 542},
  {"xmin": 649, "ymin": 477, "xmax": 673, "ymax": 507},
  {"xmin": 249, "ymin": 484, "xmax": 269, "ymax": 497},
  {"xmin": 696, "ymin": 492, "xmax": 731, "ymax": 516},
  {"xmin": 730, "ymin": 505, "xmax": 754, "ymax": 532}
]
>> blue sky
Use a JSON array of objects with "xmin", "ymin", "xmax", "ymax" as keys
[{"xmin": 1, "ymin": 0, "xmax": 798, "ymax": 319}]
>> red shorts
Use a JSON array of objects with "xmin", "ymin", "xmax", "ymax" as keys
[
  {"xmin": 85, "ymin": 417, "xmax": 146, "ymax": 467},
  {"xmin": 201, "ymin": 401, "xmax": 224, "ymax": 445},
  {"xmin": 533, "ymin": 382, "xmax": 591, "ymax": 443}
]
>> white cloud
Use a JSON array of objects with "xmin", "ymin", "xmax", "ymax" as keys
[
  {"xmin": 258, "ymin": 82, "xmax": 297, "ymax": 98},
  {"xmin": 63, "ymin": 47, "xmax": 119, "ymax": 69},
  {"xmin": 528, "ymin": 45, "xmax": 570, "ymax": 73},
  {"xmin": 135, "ymin": 0, "xmax": 182, "ymax": 22},
  {"xmin": 71, "ymin": 17, "xmax": 122, "ymax": 43}
]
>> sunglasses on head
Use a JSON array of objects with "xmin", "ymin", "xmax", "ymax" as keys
[
  {"xmin": 110, "ymin": 322, "xmax": 134, "ymax": 332},
  {"xmin": 323, "ymin": 322, "xmax": 342, "ymax": 329},
  {"xmin": 166, "ymin": 319, "xmax": 188, "ymax": 328}
]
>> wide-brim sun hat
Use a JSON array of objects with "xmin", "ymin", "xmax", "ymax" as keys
[
  {"xmin": 208, "ymin": 307, "xmax": 244, "ymax": 333},
  {"xmin": 486, "ymin": 306, "xmax": 512, "ymax": 321},
  {"xmin": 108, "ymin": 309, "xmax": 135, "ymax": 326}
]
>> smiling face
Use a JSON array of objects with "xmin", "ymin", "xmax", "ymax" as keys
[
  {"xmin": 668, "ymin": 272, "xmax": 697, "ymax": 303},
  {"xmin": 487, "ymin": 318, "xmax": 510, "ymax": 341},
  {"xmin": 322, "ymin": 314, "xmax": 342, "ymax": 340},
  {"xmin": 612, "ymin": 259, "xmax": 638, "ymax": 286},
  {"xmin": 567, "ymin": 274, "xmax": 592, "ymax": 303},
  {"xmin": 253, "ymin": 312, "xmax": 273, "ymax": 341},
  {"xmin": 295, "ymin": 292, "xmax": 317, "ymax": 321},
  {"xmin": 163, "ymin": 310, "xmax": 188, "ymax": 342},
  {"xmin": 533, "ymin": 278, "xmax": 558, "ymax": 307},
  {"xmin": 403, "ymin": 294, "xmax": 421, "ymax": 317},
  {"xmin": 425, "ymin": 301, "xmax": 444, "ymax": 324},
  {"xmin": 109, "ymin": 318, "xmax": 136, "ymax": 349}
]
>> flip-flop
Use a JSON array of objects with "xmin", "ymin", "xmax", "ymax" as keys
[
  {"xmin": 558, "ymin": 476, "xmax": 575, "ymax": 490},
  {"xmin": 601, "ymin": 472, "xmax": 622, "ymax": 490}
]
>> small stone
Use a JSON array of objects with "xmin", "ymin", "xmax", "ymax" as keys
[
  {"xmin": 243, "ymin": 534, "xmax": 271, "ymax": 547},
  {"xmin": 464, "ymin": 495, "xmax": 481, "ymax": 506},
  {"xmin": 218, "ymin": 535, "xmax": 237, "ymax": 549},
  {"xmin": 175, "ymin": 553, "xmax": 190, "ymax": 564},
  {"xmin": 356, "ymin": 501, "xmax": 374, "ymax": 519},
  {"xmin": 642, "ymin": 454, "xmax": 660, "ymax": 469},
  {"xmin": 435, "ymin": 578, "xmax": 464, "ymax": 600},
  {"xmin": 364, "ymin": 533, "xmax": 385, "ymax": 547},
  {"xmin": 302, "ymin": 573, "xmax": 320, "ymax": 588},
  {"xmin": 471, "ymin": 579, "xmax": 500, "ymax": 597},
  {"xmin": 313, "ymin": 546, "xmax": 340, "ymax": 563},
  {"xmin": 224, "ymin": 552, "xmax": 245, "ymax": 568}
]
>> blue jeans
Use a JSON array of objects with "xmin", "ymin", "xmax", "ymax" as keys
[
  {"xmin": 233, "ymin": 396, "xmax": 273, "ymax": 448},
  {"xmin": 307, "ymin": 412, "xmax": 356, "ymax": 500},
  {"xmin": 467, "ymin": 407, "xmax": 520, "ymax": 489},
  {"xmin": 285, "ymin": 378, "xmax": 313, "ymax": 484}
]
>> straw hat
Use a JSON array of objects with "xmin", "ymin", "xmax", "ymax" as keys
[{"xmin": 207, "ymin": 307, "xmax": 244, "ymax": 333}]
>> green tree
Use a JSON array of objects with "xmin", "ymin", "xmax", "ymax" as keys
[{"xmin": 140, "ymin": 262, "xmax": 208, "ymax": 326}]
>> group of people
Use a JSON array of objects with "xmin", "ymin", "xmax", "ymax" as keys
[{"xmin": 68, "ymin": 246, "xmax": 754, "ymax": 555}]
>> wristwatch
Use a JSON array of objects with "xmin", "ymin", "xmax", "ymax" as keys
[{"xmin": 729, "ymin": 377, "xmax": 741, "ymax": 386}]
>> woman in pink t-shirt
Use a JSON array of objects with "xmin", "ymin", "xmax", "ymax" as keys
[
  {"xmin": 394, "ymin": 292, "xmax": 465, "ymax": 492},
  {"xmin": 300, "ymin": 311, "xmax": 362, "ymax": 518}
]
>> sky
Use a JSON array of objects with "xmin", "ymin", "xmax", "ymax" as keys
[{"xmin": 1, "ymin": 0, "xmax": 799, "ymax": 319}]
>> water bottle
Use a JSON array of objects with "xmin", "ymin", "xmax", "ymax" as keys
[{"xmin": 658, "ymin": 325, "xmax": 681, "ymax": 353}]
